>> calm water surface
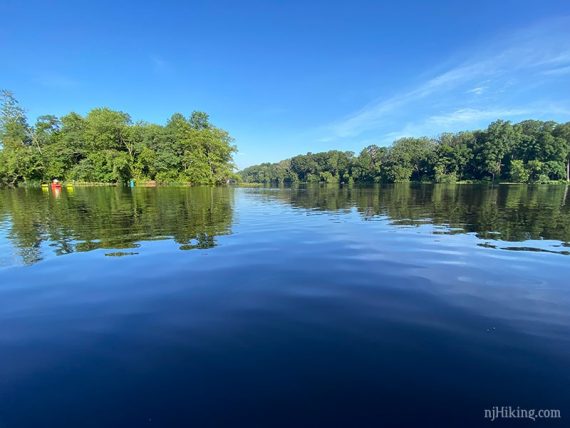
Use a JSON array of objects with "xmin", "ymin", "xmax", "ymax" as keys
[{"xmin": 0, "ymin": 184, "xmax": 569, "ymax": 427}]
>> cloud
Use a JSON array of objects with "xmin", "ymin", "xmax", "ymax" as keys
[
  {"xmin": 466, "ymin": 86, "xmax": 486, "ymax": 95},
  {"xmin": 391, "ymin": 108, "xmax": 531, "ymax": 140},
  {"xmin": 384, "ymin": 104, "xmax": 570, "ymax": 143},
  {"xmin": 322, "ymin": 63, "xmax": 495, "ymax": 141},
  {"xmin": 542, "ymin": 65, "xmax": 570, "ymax": 76},
  {"xmin": 428, "ymin": 108, "xmax": 531, "ymax": 127},
  {"xmin": 319, "ymin": 16, "xmax": 570, "ymax": 143}
]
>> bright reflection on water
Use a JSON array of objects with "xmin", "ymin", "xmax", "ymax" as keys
[{"xmin": 0, "ymin": 184, "xmax": 569, "ymax": 427}]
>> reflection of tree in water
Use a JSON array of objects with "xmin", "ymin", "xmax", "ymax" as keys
[
  {"xmin": 0, "ymin": 187, "xmax": 234, "ymax": 265},
  {"xmin": 267, "ymin": 184, "xmax": 570, "ymax": 243},
  {"xmin": 3, "ymin": 184, "xmax": 570, "ymax": 265}
]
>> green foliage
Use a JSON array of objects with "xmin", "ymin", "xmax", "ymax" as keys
[
  {"xmin": 526, "ymin": 160, "xmax": 543, "ymax": 183},
  {"xmin": 0, "ymin": 91, "xmax": 236, "ymax": 185},
  {"xmin": 352, "ymin": 145, "xmax": 385, "ymax": 182},
  {"xmin": 388, "ymin": 165, "xmax": 413, "ymax": 182},
  {"xmin": 510, "ymin": 160, "xmax": 530, "ymax": 183},
  {"xmin": 476, "ymin": 120, "xmax": 521, "ymax": 181},
  {"xmin": 242, "ymin": 151, "xmax": 354, "ymax": 184},
  {"xmin": 0, "ymin": 90, "xmax": 30, "ymax": 150},
  {"xmin": 391, "ymin": 137, "xmax": 436, "ymax": 180},
  {"xmin": 434, "ymin": 164, "xmax": 457, "ymax": 183},
  {"xmin": 240, "ymin": 119, "xmax": 570, "ymax": 184},
  {"xmin": 319, "ymin": 171, "xmax": 337, "ymax": 183}
]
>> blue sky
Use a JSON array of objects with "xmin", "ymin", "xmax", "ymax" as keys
[{"xmin": 1, "ymin": 0, "xmax": 569, "ymax": 168}]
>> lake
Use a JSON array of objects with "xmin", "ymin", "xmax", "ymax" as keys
[{"xmin": 1, "ymin": 184, "xmax": 569, "ymax": 427}]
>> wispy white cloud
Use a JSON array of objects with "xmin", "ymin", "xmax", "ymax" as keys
[
  {"xmin": 466, "ymin": 86, "xmax": 486, "ymax": 95},
  {"xmin": 542, "ymin": 65, "xmax": 570, "ymax": 76},
  {"xmin": 428, "ymin": 108, "xmax": 532, "ymax": 127},
  {"xmin": 389, "ymin": 108, "xmax": 532, "ymax": 141},
  {"xmin": 380, "ymin": 104, "xmax": 570, "ymax": 144},
  {"xmin": 319, "ymin": 16, "xmax": 570, "ymax": 143}
]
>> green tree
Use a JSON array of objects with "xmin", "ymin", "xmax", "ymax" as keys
[
  {"xmin": 477, "ymin": 120, "xmax": 521, "ymax": 181},
  {"xmin": 510, "ymin": 159, "xmax": 529, "ymax": 183},
  {"xmin": 0, "ymin": 91, "xmax": 237, "ymax": 186},
  {"xmin": 553, "ymin": 122, "xmax": 570, "ymax": 181}
]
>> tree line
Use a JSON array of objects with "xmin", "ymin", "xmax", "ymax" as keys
[
  {"xmin": 240, "ymin": 120, "xmax": 570, "ymax": 184},
  {"xmin": 0, "ymin": 90, "xmax": 237, "ymax": 186}
]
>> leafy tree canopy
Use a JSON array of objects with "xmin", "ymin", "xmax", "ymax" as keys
[
  {"xmin": 240, "ymin": 120, "xmax": 570, "ymax": 184},
  {"xmin": 0, "ymin": 91, "xmax": 237, "ymax": 185}
]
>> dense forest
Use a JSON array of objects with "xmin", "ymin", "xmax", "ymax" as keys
[
  {"xmin": 240, "ymin": 120, "xmax": 570, "ymax": 184},
  {"xmin": 0, "ymin": 90, "xmax": 237, "ymax": 185}
]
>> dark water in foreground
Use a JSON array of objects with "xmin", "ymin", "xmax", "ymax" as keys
[{"xmin": 1, "ymin": 184, "xmax": 569, "ymax": 427}]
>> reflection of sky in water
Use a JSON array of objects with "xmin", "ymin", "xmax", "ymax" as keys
[
  {"xmin": 0, "ymin": 219, "xmax": 20, "ymax": 268},
  {"xmin": 1, "ymin": 186, "xmax": 570, "ymax": 427}
]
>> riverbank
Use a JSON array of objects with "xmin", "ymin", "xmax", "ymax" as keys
[
  {"xmin": 238, "ymin": 180, "xmax": 569, "ymax": 186},
  {"xmin": 3, "ymin": 179, "xmax": 569, "ymax": 189}
]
